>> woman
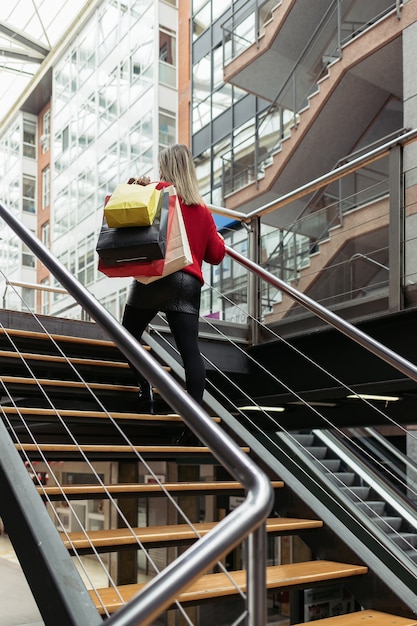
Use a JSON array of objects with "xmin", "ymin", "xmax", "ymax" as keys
[{"xmin": 122, "ymin": 144, "xmax": 225, "ymax": 418}]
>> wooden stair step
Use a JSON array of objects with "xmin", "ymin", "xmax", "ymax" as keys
[
  {"xmin": 1, "ymin": 375, "xmax": 138, "ymax": 392},
  {"xmin": 295, "ymin": 610, "xmax": 417, "ymax": 626},
  {"xmin": 62, "ymin": 517, "xmax": 322, "ymax": 552},
  {"xmin": 0, "ymin": 327, "xmax": 124, "ymax": 348},
  {"xmin": 90, "ymin": 560, "xmax": 368, "ymax": 614},
  {"xmin": 0, "ymin": 349, "xmax": 132, "ymax": 368},
  {"xmin": 1, "ymin": 406, "xmax": 195, "ymax": 423},
  {"xmin": 17, "ymin": 442, "xmax": 249, "ymax": 460},
  {"xmin": 39, "ymin": 480, "xmax": 284, "ymax": 500}
]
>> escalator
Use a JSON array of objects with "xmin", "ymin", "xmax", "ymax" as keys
[{"xmin": 276, "ymin": 427, "xmax": 417, "ymax": 568}]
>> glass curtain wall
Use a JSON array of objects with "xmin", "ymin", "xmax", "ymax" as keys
[
  {"xmin": 0, "ymin": 113, "xmax": 37, "ymax": 310},
  {"xmin": 192, "ymin": 1, "xmax": 261, "ymax": 320},
  {"xmin": 51, "ymin": 0, "xmax": 177, "ymax": 317}
]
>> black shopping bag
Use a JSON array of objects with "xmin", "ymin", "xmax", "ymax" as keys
[{"xmin": 96, "ymin": 189, "xmax": 169, "ymax": 262}]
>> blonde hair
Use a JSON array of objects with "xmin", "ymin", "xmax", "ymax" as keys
[{"xmin": 158, "ymin": 144, "xmax": 205, "ymax": 206}]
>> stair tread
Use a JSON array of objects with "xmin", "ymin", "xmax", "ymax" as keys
[
  {"xmin": 0, "ymin": 349, "xmax": 131, "ymax": 368},
  {"xmin": 17, "ymin": 443, "xmax": 248, "ymax": 456},
  {"xmin": 0, "ymin": 327, "xmax": 124, "ymax": 348},
  {"xmin": 1, "ymin": 406, "xmax": 195, "ymax": 423},
  {"xmin": 2, "ymin": 375, "xmax": 138, "ymax": 392},
  {"xmin": 39, "ymin": 480, "xmax": 284, "ymax": 498},
  {"xmin": 295, "ymin": 610, "xmax": 417, "ymax": 625},
  {"xmin": 62, "ymin": 517, "xmax": 323, "ymax": 550},
  {"xmin": 90, "ymin": 560, "xmax": 368, "ymax": 613}
]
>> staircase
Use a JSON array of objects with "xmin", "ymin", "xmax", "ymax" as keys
[{"xmin": 1, "ymin": 315, "xmax": 417, "ymax": 625}]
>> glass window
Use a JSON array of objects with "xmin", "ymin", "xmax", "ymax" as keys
[
  {"xmin": 212, "ymin": 0, "xmax": 228, "ymax": 22},
  {"xmin": 77, "ymin": 234, "xmax": 95, "ymax": 286},
  {"xmin": 41, "ymin": 222, "xmax": 50, "ymax": 248},
  {"xmin": 22, "ymin": 175, "xmax": 36, "ymax": 213},
  {"xmin": 159, "ymin": 110, "xmax": 176, "ymax": 149},
  {"xmin": 41, "ymin": 110, "xmax": 51, "ymax": 153},
  {"xmin": 53, "ymin": 187, "xmax": 70, "ymax": 236},
  {"xmin": 192, "ymin": 52, "xmax": 211, "ymax": 131},
  {"xmin": 193, "ymin": 0, "xmax": 208, "ymax": 12},
  {"xmin": 78, "ymin": 167, "xmax": 96, "ymax": 222},
  {"xmin": 23, "ymin": 120, "xmax": 36, "ymax": 159},
  {"xmin": 42, "ymin": 167, "xmax": 50, "ymax": 209},
  {"xmin": 41, "ymin": 277, "xmax": 50, "ymax": 315},
  {"xmin": 159, "ymin": 27, "xmax": 176, "ymax": 87},
  {"xmin": 62, "ymin": 126, "xmax": 69, "ymax": 151},
  {"xmin": 159, "ymin": 28, "xmax": 176, "ymax": 65},
  {"xmin": 131, "ymin": 38, "xmax": 154, "ymax": 84},
  {"xmin": 212, "ymin": 84, "xmax": 232, "ymax": 120},
  {"xmin": 22, "ymin": 242, "xmax": 35, "ymax": 268},
  {"xmin": 195, "ymin": 148, "xmax": 211, "ymax": 199},
  {"xmin": 212, "ymin": 44, "xmax": 224, "ymax": 90},
  {"xmin": 97, "ymin": 6, "xmax": 119, "ymax": 64},
  {"xmin": 22, "ymin": 286, "xmax": 35, "ymax": 312},
  {"xmin": 193, "ymin": 3, "xmax": 211, "ymax": 40}
]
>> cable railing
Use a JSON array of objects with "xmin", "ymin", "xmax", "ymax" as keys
[
  {"xmin": 193, "ymin": 249, "xmax": 417, "ymax": 610},
  {"xmin": 0, "ymin": 244, "xmax": 413, "ymax": 623},
  {"xmin": 134, "ymin": 249, "xmax": 417, "ymax": 613},
  {"xmin": 0, "ymin": 200, "xmax": 274, "ymax": 626}
]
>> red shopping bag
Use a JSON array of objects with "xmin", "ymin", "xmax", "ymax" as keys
[{"xmin": 97, "ymin": 190, "xmax": 172, "ymax": 278}]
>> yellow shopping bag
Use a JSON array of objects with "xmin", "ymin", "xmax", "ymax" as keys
[{"xmin": 104, "ymin": 182, "xmax": 162, "ymax": 228}]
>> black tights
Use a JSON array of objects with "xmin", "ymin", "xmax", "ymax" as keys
[{"xmin": 122, "ymin": 304, "xmax": 206, "ymax": 404}]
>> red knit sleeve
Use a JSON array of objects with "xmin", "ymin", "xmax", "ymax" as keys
[{"xmin": 204, "ymin": 211, "xmax": 226, "ymax": 265}]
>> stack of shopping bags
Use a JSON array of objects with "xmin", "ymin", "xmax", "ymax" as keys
[{"xmin": 96, "ymin": 182, "xmax": 192, "ymax": 283}]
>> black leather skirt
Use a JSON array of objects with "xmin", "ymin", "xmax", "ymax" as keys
[{"xmin": 126, "ymin": 271, "xmax": 201, "ymax": 315}]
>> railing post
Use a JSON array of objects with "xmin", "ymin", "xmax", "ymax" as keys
[
  {"xmin": 255, "ymin": 0, "xmax": 260, "ymax": 47},
  {"xmin": 248, "ymin": 215, "xmax": 261, "ymax": 345},
  {"xmin": 388, "ymin": 144, "xmax": 404, "ymax": 312},
  {"xmin": 255, "ymin": 111, "xmax": 260, "ymax": 188},
  {"xmin": 246, "ymin": 523, "xmax": 267, "ymax": 626},
  {"xmin": 337, "ymin": 0, "xmax": 342, "ymax": 56},
  {"xmin": 396, "ymin": 0, "xmax": 402, "ymax": 20}
]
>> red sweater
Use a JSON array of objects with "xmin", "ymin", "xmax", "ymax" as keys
[{"xmin": 157, "ymin": 181, "xmax": 226, "ymax": 285}]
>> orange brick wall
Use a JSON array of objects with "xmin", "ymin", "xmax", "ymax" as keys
[{"xmin": 178, "ymin": 0, "xmax": 191, "ymax": 147}]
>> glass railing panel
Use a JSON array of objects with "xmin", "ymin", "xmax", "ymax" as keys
[
  {"xmin": 201, "ymin": 226, "xmax": 250, "ymax": 320},
  {"xmin": 222, "ymin": 0, "xmax": 281, "ymax": 65},
  {"xmin": 256, "ymin": 160, "xmax": 390, "ymax": 320},
  {"xmin": 403, "ymin": 163, "xmax": 417, "ymax": 290}
]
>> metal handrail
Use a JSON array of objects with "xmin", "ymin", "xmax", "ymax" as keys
[
  {"xmin": 2, "ymin": 278, "xmax": 67, "ymax": 307},
  {"xmin": 225, "ymin": 245, "xmax": 417, "ymax": 382},
  {"xmin": 0, "ymin": 200, "xmax": 274, "ymax": 626},
  {"xmin": 208, "ymin": 127, "xmax": 417, "ymax": 222}
]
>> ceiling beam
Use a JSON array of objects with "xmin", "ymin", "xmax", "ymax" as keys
[
  {"xmin": 0, "ymin": 48, "xmax": 44, "ymax": 64},
  {"xmin": 0, "ymin": 21, "xmax": 49, "ymax": 57}
]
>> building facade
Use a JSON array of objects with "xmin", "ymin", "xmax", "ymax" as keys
[
  {"xmin": 1, "ymin": 0, "xmax": 417, "ymax": 328},
  {"xmin": 0, "ymin": 0, "xmax": 178, "ymax": 320},
  {"xmin": 189, "ymin": 0, "xmax": 417, "ymax": 326}
]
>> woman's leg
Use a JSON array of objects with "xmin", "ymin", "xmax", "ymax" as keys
[
  {"xmin": 165, "ymin": 311, "xmax": 205, "ymax": 405},
  {"xmin": 122, "ymin": 303, "xmax": 156, "ymax": 343},
  {"xmin": 121, "ymin": 304, "xmax": 157, "ymax": 400}
]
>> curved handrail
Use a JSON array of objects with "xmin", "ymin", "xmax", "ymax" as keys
[{"xmin": 0, "ymin": 200, "xmax": 274, "ymax": 626}]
